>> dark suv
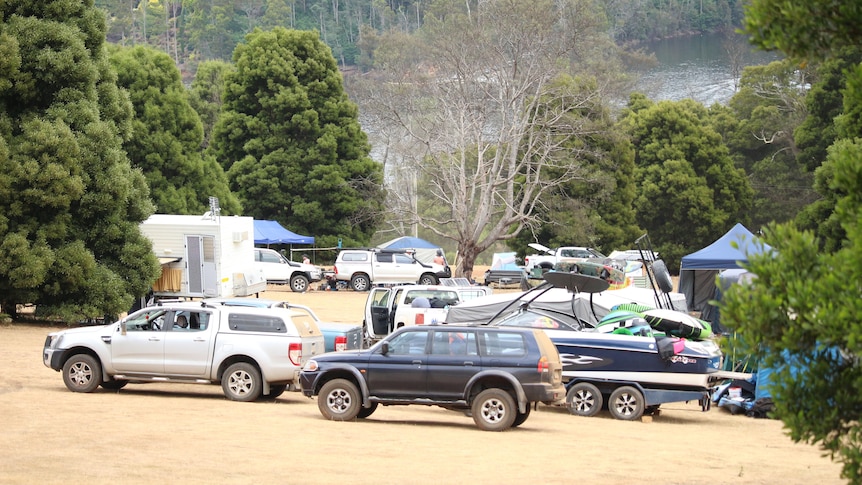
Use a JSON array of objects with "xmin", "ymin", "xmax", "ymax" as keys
[{"xmin": 299, "ymin": 325, "xmax": 565, "ymax": 431}]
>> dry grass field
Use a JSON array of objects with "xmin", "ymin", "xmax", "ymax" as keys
[{"xmin": 0, "ymin": 279, "xmax": 846, "ymax": 484}]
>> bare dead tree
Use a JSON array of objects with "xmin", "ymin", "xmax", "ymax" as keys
[{"xmin": 356, "ymin": 0, "xmax": 614, "ymax": 278}]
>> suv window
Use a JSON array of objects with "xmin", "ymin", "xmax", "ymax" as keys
[
  {"xmin": 431, "ymin": 330, "xmax": 477, "ymax": 356},
  {"xmin": 257, "ymin": 250, "xmax": 282, "ymax": 264},
  {"xmin": 387, "ymin": 330, "xmax": 429, "ymax": 355},
  {"xmin": 228, "ymin": 313, "xmax": 287, "ymax": 333},
  {"xmin": 480, "ymin": 332, "xmax": 527, "ymax": 357},
  {"xmin": 341, "ymin": 252, "xmax": 368, "ymax": 262}
]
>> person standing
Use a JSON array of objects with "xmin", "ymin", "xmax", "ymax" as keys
[
  {"xmin": 302, "ymin": 254, "xmax": 311, "ymax": 264},
  {"xmin": 433, "ymin": 250, "xmax": 446, "ymax": 266}
]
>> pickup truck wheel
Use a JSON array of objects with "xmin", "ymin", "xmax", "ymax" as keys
[
  {"xmin": 511, "ymin": 404, "xmax": 532, "ymax": 427},
  {"xmin": 608, "ymin": 385, "xmax": 645, "ymax": 421},
  {"xmin": 259, "ymin": 384, "xmax": 287, "ymax": 401},
  {"xmin": 290, "ymin": 274, "xmax": 309, "ymax": 292},
  {"xmin": 566, "ymin": 382, "xmax": 603, "ymax": 417},
  {"xmin": 418, "ymin": 274, "xmax": 437, "ymax": 286},
  {"xmin": 471, "ymin": 388, "xmax": 517, "ymax": 431},
  {"xmin": 350, "ymin": 274, "xmax": 370, "ymax": 292},
  {"xmin": 62, "ymin": 354, "xmax": 102, "ymax": 393},
  {"xmin": 318, "ymin": 378, "xmax": 361, "ymax": 421},
  {"xmin": 222, "ymin": 362, "xmax": 262, "ymax": 402},
  {"xmin": 100, "ymin": 379, "xmax": 128, "ymax": 391},
  {"xmin": 356, "ymin": 402, "xmax": 378, "ymax": 419}
]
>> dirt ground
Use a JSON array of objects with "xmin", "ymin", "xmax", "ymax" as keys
[{"xmin": 1, "ymin": 282, "xmax": 846, "ymax": 485}]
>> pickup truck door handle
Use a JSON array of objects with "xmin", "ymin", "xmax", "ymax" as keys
[{"xmin": 148, "ymin": 337, "xmax": 161, "ymax": 342}]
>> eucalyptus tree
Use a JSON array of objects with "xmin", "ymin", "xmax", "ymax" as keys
[
  {"xmin": 0, "ymin": 0, "xmax": 160, "ymax": 320},
  {"xmin": 358, "ymin": 0, "xmax": 620, "ymax": 279},
  {"xmin": 211, "ymin": 28, "xmax": 383, "ymax": 246}
]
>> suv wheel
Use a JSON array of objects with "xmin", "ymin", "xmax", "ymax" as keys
[
  {"xmin": 357, "ymin": 402, "xmax": 379, "ymax": 419},
  {"xmin": 566, "ymin": 382, "xmax": 603, "ymax": 417},
  {"xmin": 418, "ymin": 274, "xmax": 438, "ymax": 286},
  {"xmin": 511, "ymin": 404, "xmax": 531, "ymax": 427},
  {"xmin": 318, "ymin": 378, "xmax": 361, "ymax": 420},
  {"xmin": 222, "ymin": 362, "xmax": 263, "ymax": 402},
  {"xmin": 471, "ymin": 388, "xmax": 517, "ymax": 431},
  {"xmin": 350, "ymin": 274, "xmax": 370, "ymax": 292},
  {"xmin": 290, "ymin": 274, "xmax": 309, "ymax": 292},
  {"xmin": 62, "ymin": 354, "xmax": 103, "ymax": 393}
]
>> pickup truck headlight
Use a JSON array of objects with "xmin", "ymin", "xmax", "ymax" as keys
[{"xmin": 302, "ymin": 360, "xmax": 319, "ymax": 372}]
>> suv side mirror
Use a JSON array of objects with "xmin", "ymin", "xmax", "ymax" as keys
[{"xmin": 380, "ymin": 342, "xmax": 389, "ymax": 355}]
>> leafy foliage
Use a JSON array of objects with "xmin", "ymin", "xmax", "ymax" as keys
[
  {"xmin": 722, "ymin": 140, "xmax": 862, "ymax": 481},
  {"xmin": 0, "ymin": 0, "xmax": 160, "ymax": 320},
  {"xmin": 620, "ymin": 95, "xmax": 753, "ymax": 270},
  {"xmin": 109, "ymin": 45, "xmax": 240, "ymax": 215},
  {"xmin": 211, "ymin": 28, "xmax": 383, "ymax": 246}
]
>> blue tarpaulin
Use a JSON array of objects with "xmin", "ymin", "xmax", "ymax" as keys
[{"xmin": 253, "ymin": 220, "xmax": 314, "ymax": 245}]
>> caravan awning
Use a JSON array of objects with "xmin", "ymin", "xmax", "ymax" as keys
[{"xmin": 157, "ymin": 256, "xmax": 182, "ymax": 265}]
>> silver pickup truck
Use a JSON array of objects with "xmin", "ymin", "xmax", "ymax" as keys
[{"xmin": 43, "ymin": 301, "xmax": 325, "ymax": 401}]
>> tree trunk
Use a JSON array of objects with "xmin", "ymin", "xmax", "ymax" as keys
[{"xmin": 455, "ymin": 240, "xmax": 483, "ymax": 282}]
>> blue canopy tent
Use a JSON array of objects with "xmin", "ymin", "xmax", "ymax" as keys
[
  {"xmin": 253, "ymin": 220, "xmax": 314, "ymax": 245},
  {"xmin": 678, "ymin": 223, "xmax": 771, "ymax": 331},
  {"xmin": 378, "ymin": 236, "xmax": 443, "ymax": 264}
]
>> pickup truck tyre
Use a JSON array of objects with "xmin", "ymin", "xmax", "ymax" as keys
[
  {"xmin": 356, "ymin": 402, "xmax": 379, "ymax": 419},
  {"xmin": 290, "ymin": 274, "xmax": 309, "ymax": 293},
  {"xmin": 100, "ymin": 379, "xmax": 128, "ymax": 391},
  {"xmin": 350, "ymin": 274, "xmax": 370, "ymax": 292},
  {"xmin": 608, "ymin": 385, "xmax": 645, "ymax": 421},
  {"xmin": 511, "ymin": 404, "xmax": 532, "ymax": 427},
  {"xmin": 471, "ymin": 388, "xmax": 517, "ymax": 431},
  {"xmin": 566, "ymin": 382, "xmax": 603, "ymax": 417},
  {"xmin": 62, "ymin": 354, "xmax": 103, "ymax": 393},
  {"xmin": 318, "ymin": 378, "xmax": 361, "ymax": 421},
  {"xmin": 259, "ymin": 384, "xmax": 287, "ymax": 401},
  {"xmin": 222, "ymin": 362, "xmax": 263, "ymax": 402},
  {"xmin": 418, "ymin": 274, "xmax": 438, "ymax": 286}
]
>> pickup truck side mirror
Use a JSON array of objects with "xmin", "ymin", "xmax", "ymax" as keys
[
  {"xmin": 120, "ymin": 321, "xmax": 127, "ymax": 335},
  {"xmin": 380, "ymin": 342, "xmax": 389, "ymax": 355}
]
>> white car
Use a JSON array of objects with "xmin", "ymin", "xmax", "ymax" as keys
[{"xmin": 254, "ymin": 248, "xmax": 322, "ymax": 292}]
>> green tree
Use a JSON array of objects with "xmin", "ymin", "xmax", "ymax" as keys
[
  {"xmin": 620, "ymin": 95, "xmax": 753, "ymax": 270},
  {"xmin": 721, "ymin": 139, "xmax": 862, "ymax": 481},
  {"xmin": 211, "ymin": 27, "xmax": 383, "ymax": 245},
  {"xmin": 725, "ymin": 5, "xmax": 862, "ymax": 480},
  {"xmin": 188, "ymin": 60, "xmax": 235, "ymax": 149},
  {"xmin": 0, "ymin": 0, "xmax": 160, "ymax": 320},
  {"xmin": 743, "ymin": 0, "xmax": 862, "ymax": 60},
  {"xmin": 109, "ymin": 45, "xmax": 240, "ymax": 215},
  {"xmin": 717, "ymin": 60, "xmax": 816, "ymax": 228}
]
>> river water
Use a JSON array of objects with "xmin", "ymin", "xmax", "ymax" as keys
[{"xmin": 634, "ymin": 32, "xmax": 781, "ymax": 106}]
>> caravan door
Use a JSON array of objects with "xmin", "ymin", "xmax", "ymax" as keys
[{"xmin": 186, "ymin": 235, "xmax": 218, "ymax": 297}]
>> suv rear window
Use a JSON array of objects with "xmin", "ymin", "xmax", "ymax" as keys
[
  {"xmin": 227, "ymin": 313, "xmax": 287, "ymax": 333},
  {"xmin": 480, "ymin": 332, "xmax": 527, "ymax": 357}
]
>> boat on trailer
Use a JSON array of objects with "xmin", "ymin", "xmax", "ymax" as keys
[{"xmin": 485, "ymin": 270, "xmax": 746, "ymax": 420}]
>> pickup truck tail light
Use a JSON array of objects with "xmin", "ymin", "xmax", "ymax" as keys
[
  {"xmin": 335, "ymin": 335, "xmax": 347, "ymax": 352},
  {"xmin": 415, "ymin": 313, "xmax": 424, "ymax": 325},
  {"xmin": 288, "ymin": 342, "xmax": 302, "ymax": 365},
  {"xmin": 537, "ymin": 355, "xmax": 550, "ymax": 374}
]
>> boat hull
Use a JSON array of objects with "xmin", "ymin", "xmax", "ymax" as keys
[{"xmin": 546, "ymin": 329, "xmax": 723, "ymax": 390}]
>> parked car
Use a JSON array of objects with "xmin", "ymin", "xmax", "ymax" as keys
[
  {"xmin": 206, "ymin": 298, "xmax": 362, "ymax": 352},
  {"xmin": 300, "ymin": 325, "xmax": 565, "ymax": 431},
  {"xmin": 362, "ymin": 284, "xmax": 493, "ymax": 345},
  {"xmin": 254, "ymin": 248, "xmax": 322, "ymax": 292},
  {"xmin": 43, "ymin": 301, "xmax": 325, "ymax": 401},
  {"xmin": 333, "ymin": 248, "xmax": 451, "ymax": 291}
]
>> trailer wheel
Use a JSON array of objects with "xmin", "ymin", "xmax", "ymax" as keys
[
  {"xmin": 290, "ymin": 274, "xmax": 309, "ymax": 292},
  {"xmin": 566, "ymin": 382, "xmax": 603, "ymax": 417},
  {"xmin": 608, "ymin": 385, "xmax": 645, "ymax": 420}
]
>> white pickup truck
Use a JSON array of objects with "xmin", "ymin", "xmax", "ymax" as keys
[
  {"xmin": 523, "ymin": 243, "xmax": 607, "ymax": 273},
  {"xmin": 334, "ymin": 248, "xmax": 451, "ymax": 291},
  {"xmin": 43, "ymin": 301, "xmax": 325, "ymax": 401},
  {"xmin": 362, "ymin": 284, "xmax": 492, "ymax": 345}
]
